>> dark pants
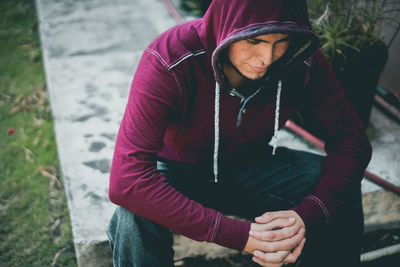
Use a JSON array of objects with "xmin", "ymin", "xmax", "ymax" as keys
[{"xmin": 107, "ymin": 147, "xmax": 364, "ymax": 266}]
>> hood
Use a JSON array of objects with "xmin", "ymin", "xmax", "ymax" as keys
[
  {"xmin": 198, "ymin": 0, "xmax": 320, "ymax": 87},
  {"xmin": 196, "ymin": 0, "xmax": 320, "ymax": 183}
]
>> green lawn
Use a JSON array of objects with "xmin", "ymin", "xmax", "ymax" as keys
[{"xmin": 0, "ymin": 0, "xmax": 77, "ymax": 266}]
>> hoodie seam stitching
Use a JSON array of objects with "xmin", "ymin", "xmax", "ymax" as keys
[
  {"xmin": 169, "ymin": 70, "xmax": 184, "ymax": 104},
  {"xmin": 145, "ymin": 48, "xmax": 169, "ymax": 69},
  {"xmin": 168, "ymin": 50, "xmax": 207, "ymax": 71},
  {"xmin": 145, "ymin": 48, "xmax": 184, "ymax": 104},
  {"xmin": 211, "ymin": 213, "xmax": 222, "ymax": 242},
  {"xmin": 305, "ymin": 195, "xmax": 330, "ymax": 223}
]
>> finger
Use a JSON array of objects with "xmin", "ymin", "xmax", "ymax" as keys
[
  {"xmin": 261, "ymin": 228, "xmax": 305, "ymax": 252},
  {"xmin": 250, "ymin": 223, "xmax": 299, "ymax": 242},
  {"xmin": 253, "ymin": 249, "xmax": 290, "ymax": 264},
  {"xmin": 253, "ymin": 217, "xmax": 295, "ymax": 232},
  {"xmin": 255, "ymin": 211, "xmax": 293, "ymax": 223},
  {"xmin": 252, "ymin": 256, "xmax": 283, "ymax": 267},
  {"xmin": 283, "ymin": 238, "xmax": 306, "ymax": 264}
]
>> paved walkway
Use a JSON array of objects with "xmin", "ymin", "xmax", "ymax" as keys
[{"xmin": 35, "ymin": 0, "xmax": 400, "ymax": 266}]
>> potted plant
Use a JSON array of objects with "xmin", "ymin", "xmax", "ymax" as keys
[
  {"xmin": 181, "ymin": 0, "xmax": 212, "ymax": 15},
  {"xmin": 307, "ymin": 0, "xmax": 400, "ymax": 128}
]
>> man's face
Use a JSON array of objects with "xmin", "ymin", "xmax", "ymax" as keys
[{"xmin": 227, "ymin": 33, "xmax": 291, "ymax": 80}]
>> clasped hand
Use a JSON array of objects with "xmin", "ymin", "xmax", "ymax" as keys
[{"xmin": 244, "ymin": 210, "xmax": 306, "ymax": 267}]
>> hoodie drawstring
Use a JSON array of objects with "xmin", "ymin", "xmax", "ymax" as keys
[
  {"xmin": 272, "ymin": 80, "xmax": 282, "ymax": 155},
  {"xmin": 213, "ymin": 82, "xmax": 220, "ymax": 183},
  {"xmin": 213, "ymin": 80, "xmax": 282, "ymax": 182}
]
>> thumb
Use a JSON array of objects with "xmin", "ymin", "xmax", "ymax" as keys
[
  {"xmin": 255, "ymin": 210, "xmax": 294, "ymax": 223},
  {"xmin": 255, "ymin": 212, "xmax": 280, "ymax": 223}
]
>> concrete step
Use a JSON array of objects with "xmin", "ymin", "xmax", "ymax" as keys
[{"xmin": 35, "ymin": 0, "xmax": 400, "ymax": 266}]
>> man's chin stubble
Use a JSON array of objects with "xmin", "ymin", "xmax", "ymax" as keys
[{"xmin": 234, "ymin": 64, "xmax": 266, "ymax": 83}]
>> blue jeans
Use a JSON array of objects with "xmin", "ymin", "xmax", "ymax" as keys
[{"xmin": 107, "ymin": 147, "xmax": 363, "ymax": 266}]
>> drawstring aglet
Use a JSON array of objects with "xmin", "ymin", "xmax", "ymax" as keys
[
  {"xmin": 272, "ymin": 147, "xmax": 276, "ymax": 155},
  {"xmin": 214, "ymin": 175, "xmax": 218, "ymax": 183}
]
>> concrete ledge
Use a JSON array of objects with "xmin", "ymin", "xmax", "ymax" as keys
[
  {"xmin": 363, "ymin": 189, "xmax": 400, "ymax": 232},
  {"xmin": 75, "ymin": 240, "xmax": 112, "ymax": 267},
  {"xmin": 36, "ymin": 0, "xmax": 400, "ymax": 265},
  {"xmin": 173, "ymin": 234, "xmax": 236, "ymax": 261}
]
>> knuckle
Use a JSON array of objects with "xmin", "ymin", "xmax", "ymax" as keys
[
  {"xmin": 253, "ymin": 231, "xmax": 261, "ymax": 239},
  {"xmin": 267, "ymin": 232, "xmax": 276, "ymax": 240},
  {"xmin": 300, "ymin": 230, "xmax": 306, "ymax": 238}
]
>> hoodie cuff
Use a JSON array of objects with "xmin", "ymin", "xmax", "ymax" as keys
[
  {"xmin": 213, "ymin": 215, "xmax": 251, "ymax": 251},
  {"xmin": 291, "ymin": 195, "xmax": 329, "ymax": 230}
]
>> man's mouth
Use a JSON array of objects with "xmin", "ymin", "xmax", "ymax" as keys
[{"xmin": 249, "ymin": 65, "xmax": 268, "ymax": 72}]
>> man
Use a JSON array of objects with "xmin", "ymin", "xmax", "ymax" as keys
[{"xmin": 107, "ymin": 0, "xmax": 372, "ymax": 266}]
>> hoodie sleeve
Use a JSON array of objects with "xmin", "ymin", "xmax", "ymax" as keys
[
  {"xmin": 291, "ymin": 49, "xmax": 372, "ymax": 228},
  {"xmin": 108, "ymin": 49, "xmax": 251, "ymax": 251}
]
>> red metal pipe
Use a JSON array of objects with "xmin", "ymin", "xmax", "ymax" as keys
[
  {"xmin": 285, "ymin": 120, "xmax": 400, "ymax": 196},
  {"xmin": 364, "ymin": 170, "xmax": 400, "ymax": 195},
  {"xmin": 285, "ymin": 120, "xmax": 325, "ymax": 150},
  {"xmin": 160, "ymin": 0, "xmax": 185, "ymax": 24},
  {"xmin": 374, "ymin": 95, "xmax": 400, "ymax": 122}
]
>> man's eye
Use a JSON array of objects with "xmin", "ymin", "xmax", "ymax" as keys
[{"xmin": 247, "ymin": 39, "xmax": 260, "ymax": 45}]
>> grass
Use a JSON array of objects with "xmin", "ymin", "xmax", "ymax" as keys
[{"xmin": 0, "ymin": 0, "xmax": 77, "ymax": 266}]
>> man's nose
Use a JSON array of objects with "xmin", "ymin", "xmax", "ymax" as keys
[{"xmin": 257, "ymin": 45, "xmax": 274, "ymax": 67}]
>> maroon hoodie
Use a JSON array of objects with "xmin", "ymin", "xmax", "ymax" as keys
[{"xmin": 109, "ymin": 0, "xmax": 372, "ymax": 251}]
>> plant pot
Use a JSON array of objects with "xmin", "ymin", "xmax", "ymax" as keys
[
  {"xmin": 332, "ymin": 40, "xmax": 389, "ymax": 128},
  {"xmin": 293, "ymin": 41, "xmax": 389, "ymax": 140}
]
